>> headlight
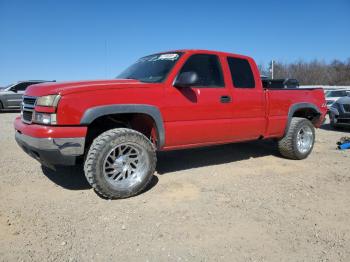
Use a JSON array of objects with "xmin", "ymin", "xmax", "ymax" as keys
[
  {"xmin": 32, "ymin": 95, "xmax": 60, "ymax": 125},
  {"xmin": 33, "ymin": 112, "xmax": 57, "ymax": 125},
  {"xmin": 36, "ymin": 95, "xmax": 60, "ymax": 107}
]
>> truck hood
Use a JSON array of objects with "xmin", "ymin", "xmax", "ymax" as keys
[{"xmin": 24, "ymin": 79, "xmax": 146, "ymax": 96}]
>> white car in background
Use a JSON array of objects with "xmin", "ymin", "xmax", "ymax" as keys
[{"xmin": 325, "ymin": 89, "xmax": 350, "ymax": 108}]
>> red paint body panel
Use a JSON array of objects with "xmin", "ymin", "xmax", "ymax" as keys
[
  {"xmin": 14, "ymin": 117, "xmax": 87, "ymax": 138},
  {"xmin": 25, "ymin": 79, "xmax": 141, "ymax": 96},
  {"xmin": 265, "ymin": 89, "xmax": 327, "ymax": 136},
  {"xmin": 34, "ymin": 105, "xmax": 56, "ymax": 113},
  {"xmin": 18, "ymin": 49, "xmax": 327, "ymax": 150}
]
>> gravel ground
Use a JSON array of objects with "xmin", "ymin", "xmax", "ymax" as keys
[{"xmin": 0, "ymin": 112, "xmax": 349, "ymax": 262}]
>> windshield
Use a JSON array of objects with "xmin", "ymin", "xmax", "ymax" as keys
[
  {"xmin": 116, "ymin": 52, "xmax": 182, "ymax": 83},
  {"xmin": 325, "ymin": 90, "xmax": 347, "ymax": 97}
]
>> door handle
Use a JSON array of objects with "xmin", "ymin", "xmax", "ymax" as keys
[{"xmin": 220, "ymin": 95, "xmax": 232, "ymax": 103}]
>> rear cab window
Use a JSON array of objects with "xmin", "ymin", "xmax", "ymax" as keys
[
  {"xmin": 227, "ymin": 57, "xmax": 255, "ymax": 88},
  {"xmin": 178, "ymin": 54, "xmax": 225, "ymax": 88}
]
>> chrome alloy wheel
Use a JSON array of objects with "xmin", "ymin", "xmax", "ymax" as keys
[
  {"xmin": 103, "ymin": 143, "xmax": 148, "ymax": 189},
  {"xmin": 296, "ymin": 126, "xmax": 314, "ymax": 154}
]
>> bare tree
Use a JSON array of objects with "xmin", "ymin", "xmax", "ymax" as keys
[{"xmin": 258, "ymin": 58, "xmax": 350, "ymax": 85}]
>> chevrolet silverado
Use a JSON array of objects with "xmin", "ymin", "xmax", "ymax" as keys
[{"xmin": 14, "ymin": 50, "xmax": 327, "ymax": 198}]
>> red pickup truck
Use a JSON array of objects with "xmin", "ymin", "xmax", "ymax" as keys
[{"xmin": 14, "ymin": 50, "xmax": 327, "ymax": 198}]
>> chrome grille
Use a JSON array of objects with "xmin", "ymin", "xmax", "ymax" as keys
[
  {"xmin": 22, "ymin": 110, "xmax": 33, "ymax": 123},
  {"xmin": 23, "ymin": 97, "xmax": 36, "ymax": 106},
  {"xmin": 343, "ymin": 104, "xmax": 350, "ymax": 112},
  {"xmin": 21, "ymin": 96, "xmax": 37, "ymax": 124}
]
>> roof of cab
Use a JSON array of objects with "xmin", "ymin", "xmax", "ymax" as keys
[{"xmin": 157, "ymin": 49, "xmax": 254, "ymax": 60}]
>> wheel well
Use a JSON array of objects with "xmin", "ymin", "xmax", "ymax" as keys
[
  {"xmin": 85, "ymin": 113, "xmax": 158, "ymax": 152},
  {"xmin": 292, "ymin": 108, "xmax": 320, "ymax": 124}
]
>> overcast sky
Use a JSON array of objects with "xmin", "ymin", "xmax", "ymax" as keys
[{"xmin": 0, "ymin": 0, "xmax": 349, "ymax": 85}]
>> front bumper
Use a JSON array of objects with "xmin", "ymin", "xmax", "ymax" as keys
[
  {"xmin": 14, "ymin": 117, "xmax": 87, "ymax": 167},
  {"xmin": 15, "ymin": 131, "xmax": 85, "ymax": 167}
]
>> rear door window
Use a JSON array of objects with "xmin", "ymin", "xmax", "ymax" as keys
[
  {"xmin": 227, "ymin": 57, "xmax": 255, "ymax": 88},
  {"xmin": 178, "ymin": 54, "xmax": 224, "ymax": 87}
]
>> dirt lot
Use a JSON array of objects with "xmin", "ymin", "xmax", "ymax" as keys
[{"xmin": 0, "ymin": 112, "xmax": 349, "ymax": 262}]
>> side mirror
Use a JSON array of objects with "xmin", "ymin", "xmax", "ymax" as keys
[
  {"xmin": 174, "ymin": 71, "xmax": 198, "ymax": 88},
  {"xmin": 11, "ymin": 88, "xmax": 18, "ymax": 93}
]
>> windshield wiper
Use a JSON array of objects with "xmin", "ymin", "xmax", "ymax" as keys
[{"xmin": 115, "ymin": 76, "xmax": 138, "ymax": 80}]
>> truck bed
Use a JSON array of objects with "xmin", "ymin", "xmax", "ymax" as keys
[{"xmin": 265, "ymin": 88, "xmax": 326, "ymax": 136}]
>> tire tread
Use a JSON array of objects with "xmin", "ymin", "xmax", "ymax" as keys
[
  {"xmin": 84, "ymin": 128, "xmax": 156, "ymax": 199},
  {"xmin": 278, "ymin": 117, "xmax": 315, "ymax": 160}
]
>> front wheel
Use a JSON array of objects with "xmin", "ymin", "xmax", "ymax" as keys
[
  {"xmin": 84, "ymin": 128, "xmax": 156, "ymax": 199},
  {"xmin": 278, "ymin": 117, "xmax": 315, "ymax": 160}
]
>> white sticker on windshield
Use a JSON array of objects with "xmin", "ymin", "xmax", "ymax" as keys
[{"xmin": 158, "ymin": 54, "xmax": 179, "ymax": 60}]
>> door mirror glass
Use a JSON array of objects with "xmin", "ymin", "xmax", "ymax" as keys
[{"xmin": 174, "ymin": 71, "xmax": 198, "ymax": 88}]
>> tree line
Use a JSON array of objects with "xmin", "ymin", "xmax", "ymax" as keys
[{"xmin": 259, "ymin": 59, "xmax": 350, "ymax": 85}]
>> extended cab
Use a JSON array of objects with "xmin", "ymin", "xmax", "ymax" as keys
[{"xmin": 14, "ymin": 50, "xmax": 327, "ymax": 198}]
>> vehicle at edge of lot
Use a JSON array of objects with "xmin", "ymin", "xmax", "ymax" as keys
[
  {"xmin": 329, "ymin": 96, "xmax": 350, "ymax": 129},
  {"xmin": 262, "ymin": 78, "xmax": 299, "ymax": 89},
  {"xmin": 0, "ymin": 80, "xmax": 55, "ymax": 111},
  {"xmin": 14, "ymin": 49, "xmax": 328, "ymax": 199},
  {"xmin": 325, "ymin": 89, "xmax": 350, "ymax": 108}
]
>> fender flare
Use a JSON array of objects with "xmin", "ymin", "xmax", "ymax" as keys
[
  {"xmin": 80, "ymin": 104, "xmax": 165, "ymax": 148},
  {"xmin": 285, "ymin": 102, "xmax": 321, "ymax": 135}
]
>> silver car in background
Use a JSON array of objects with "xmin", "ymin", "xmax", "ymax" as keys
[
  {"xmin": 329, "ymin": 96, "xmax": 350, "ymax": 129},
  {"xmin": 0, "ymin": 80, "xmax": 54, "ymax": 110},
  {"xmin": 325, "ymin": 89, "xmax": 349, "ymax": 108}
]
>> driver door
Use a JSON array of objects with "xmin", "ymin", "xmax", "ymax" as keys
[{"xmin": 162, "ymin": 54, "xmax": 234, "ymax": 148}]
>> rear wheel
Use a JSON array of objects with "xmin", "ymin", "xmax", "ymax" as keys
[
  {"xmin": 84, "ymin": 128, "xmax": 156, "ymax": 199},
  {"xmin": 278, "ymin": 117, "xmax": 315, "ymax": 160}
]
